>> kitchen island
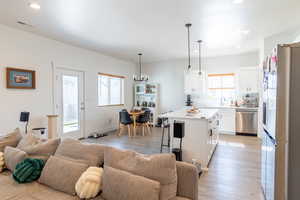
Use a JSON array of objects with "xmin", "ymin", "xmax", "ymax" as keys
[{"xmin": 161, "ymin": 108, "xmax": 220, "ymax": 170}]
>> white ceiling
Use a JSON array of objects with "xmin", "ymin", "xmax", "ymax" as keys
[{"xmin": 0, "ymin": 0, "xmax": 300, "ymax": 63}]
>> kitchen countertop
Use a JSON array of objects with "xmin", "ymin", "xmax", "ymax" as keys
[
  {"xmin": 160, "ymin": 108, "xmax": 219, "ymax": 120},
  {"xmin": 198, "ymin": 106, "xmax": 259, "ymax": 111}
]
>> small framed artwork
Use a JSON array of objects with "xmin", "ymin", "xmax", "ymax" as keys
[{"xmin": 6, "ymin": 67, "xmax": 36, "ymax": 89}]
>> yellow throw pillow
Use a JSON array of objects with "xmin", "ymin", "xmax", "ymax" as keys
[
  {"xmin": 76, "ymin": 167, "xmax": 103, "ymax": 199},
  {"xmin": 0, "ymin": 152, "xmax": 5, "ymax": 172}
]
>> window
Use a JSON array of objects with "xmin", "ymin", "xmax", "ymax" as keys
[
  {"xmin": 98, "ymin": 73, "xmax": 125, "ymax": 106},
  {"xmin": 207, "ymin": 73, "xmax": 236, "ymax": 105}
]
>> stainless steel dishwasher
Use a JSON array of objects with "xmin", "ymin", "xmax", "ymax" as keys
[{"xmin": 235, "ymin": 109, "xmax": 258, "ymax": 136}]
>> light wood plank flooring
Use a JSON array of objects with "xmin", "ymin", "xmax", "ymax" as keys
[
  {"xmin": 84, "ymin": 127, "xmax": 264, "ymax": 200},
  {"xmin": 199, "ymin": 135, "xmax": 264, "ymax": 200}
]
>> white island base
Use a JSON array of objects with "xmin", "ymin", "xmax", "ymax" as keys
[{"xmin": 162, "ymin": 109, "xmax": 220, "ymax": 170}]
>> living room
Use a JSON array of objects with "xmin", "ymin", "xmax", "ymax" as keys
[{"xmin": 1, "ymin": 0, "xmax": 300, "ymax": 200}]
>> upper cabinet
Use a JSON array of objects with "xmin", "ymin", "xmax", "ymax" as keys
[{"xmin": 238, "ymin": 67, "xmax": 259, "ymax": 94}]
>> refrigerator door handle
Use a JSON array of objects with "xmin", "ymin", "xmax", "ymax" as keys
[{"xmin": 264, "ymin": 128, "xmax": 278, "ymax": 147}]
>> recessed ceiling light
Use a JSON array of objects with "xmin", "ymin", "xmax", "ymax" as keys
[
  {"xmin": 240, "ymin": 30, "xmax": 250, "ymax": 35},
  {"xmin": 233, "ymin": 0, "xmax": 244, "ymax": 4},
  {"xmin": 29, "ymin": 3, "xmax": 41, "ymax": 10}
]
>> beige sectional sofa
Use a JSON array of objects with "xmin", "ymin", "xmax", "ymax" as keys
[
  {"xmin": 0, "ymin": 162, "xmax": 198, "ymax": 200},
  {"xmin": 0, "ymin": 130, "xmax": 198, "ymax": 200}
]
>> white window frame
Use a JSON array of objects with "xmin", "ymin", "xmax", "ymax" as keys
[
  {"xmin": 207, "ymin": 73, "xmax": 236, "ymax": 104},
  {"xmin": 207, "ymin": 73, "xmax": 236, "ymax": 90},
  {"xmin": 98, "ymin": 73, "xmax": 125, "ymax": 106}
]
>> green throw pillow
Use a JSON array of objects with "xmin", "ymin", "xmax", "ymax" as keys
[{"xmin": 13, "ymin": 158, "xmax": 44, "ymax": 183}]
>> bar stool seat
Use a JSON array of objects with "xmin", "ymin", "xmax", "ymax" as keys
[{"xmin": 160, "ymin": 118, "xmax": 170, "ymax": 153}]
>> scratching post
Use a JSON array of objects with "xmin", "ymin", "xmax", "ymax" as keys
[{"xmin": 47, "ymin": 115, "xmax": 58, "ymax": 139}]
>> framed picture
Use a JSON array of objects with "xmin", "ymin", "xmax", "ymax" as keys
[{"xmin": 6, "ymin": 67, "xmax": 36, "ymax": 89}]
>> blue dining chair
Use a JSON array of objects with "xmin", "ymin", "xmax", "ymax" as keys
[
  {"xmin": 136, "ymin": 110, "xmax": 152, "ymax": 136},
  {"xmin": 119, "ymin": 110, "xmax": 133, "ymax": 137}
]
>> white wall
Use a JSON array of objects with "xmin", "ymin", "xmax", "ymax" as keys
[
  {"xmin": 144, "ymin": 51, "xmax": 259, "ymax": 112},
  {"xmin": 0, "ymin": 24, "xmax": 136, "ymax": 136},
  {"xmin": 264, "ymin": 27, "xmax": 300, "ymax": 56}
]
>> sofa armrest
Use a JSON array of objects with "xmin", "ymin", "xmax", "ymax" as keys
[
  {"xmin": 176, "ymin": 161, "xmax": 198, "ymax": 200},
  {"xmin": 0, "ymin": 140, "xmax": 16, "ymax": 152},
  {"xmin": 0, "ymin": 129, "xmax": 22, "ymax": 152}
]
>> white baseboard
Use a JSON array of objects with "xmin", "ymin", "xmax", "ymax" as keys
[
  {"xmin": 86, "ymin": 126, "xmax": 118, "ymax": 138},
  {"xmin": 102, "ymin": 127, "xmax": 117, "ymax": 134},
  {"xmin": 219, "ymin": 131, "xmax": 236, "ymax": 135}
]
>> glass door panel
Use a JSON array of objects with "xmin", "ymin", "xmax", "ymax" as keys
[{"xmin": 62, "ymin": 75, "xmax": 79, "ymax": 133}]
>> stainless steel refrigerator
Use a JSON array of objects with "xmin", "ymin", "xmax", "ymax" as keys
[{"xmin": 262, "ymin": 42, "xmax": 300, "ymax": 200}]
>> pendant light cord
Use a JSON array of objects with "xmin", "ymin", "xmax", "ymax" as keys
[
  {"xmin": 185, "ymin": 24, "xmax": 192, "ymax": 70},
  {"xmin": 197, "ymin": 40, "xmax": 202, "ymax": 75},
  {"xmin": 138, "ymin": 53, "xmax": 142, "ymax": 79}
]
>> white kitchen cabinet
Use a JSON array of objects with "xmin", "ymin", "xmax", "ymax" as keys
[
  {"xmin": 219, "ymin": 109, "xmax": 236, "ymax": 135},
  {"xmin": 238, "ymin": 67, "xmax": 259, "ymax": 94},
  {"xmin": 208, "ymin": 113, "xmax": 220, "ymax": 156}
]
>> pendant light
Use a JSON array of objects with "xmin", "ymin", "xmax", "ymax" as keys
[
  {"xmin": 133, "ymin": 53, "xmax": 149, "ymax": 82},
  {"xmin": 185, "ymin": 23, "xmax": 192, "ymax": 70},
  {"xmin": 197, "ymin": 40, "xmax": 203, "ymax": 75}
]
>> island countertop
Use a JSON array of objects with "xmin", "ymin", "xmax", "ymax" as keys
[
  {"xmin": 198, "ymin": 106, "xmax": 258, "ymax": 111},
  {"xmin": 160, "ymin": 108, "xmax": 219, "ymax": 120}
]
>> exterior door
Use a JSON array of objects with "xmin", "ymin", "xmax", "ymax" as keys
[{"xmin": 55, "ymin": 68, "xmax": 85, "ymax": 139}]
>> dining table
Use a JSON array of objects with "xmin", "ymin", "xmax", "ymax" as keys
[{"xmin": 129, "ymin": 110, "xmax": 145, "ymax": 136}]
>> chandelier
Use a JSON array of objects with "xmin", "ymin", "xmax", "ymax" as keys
[{"xmin": 133, "ymin": 53, "xmax": 149, "ymax": 82}]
